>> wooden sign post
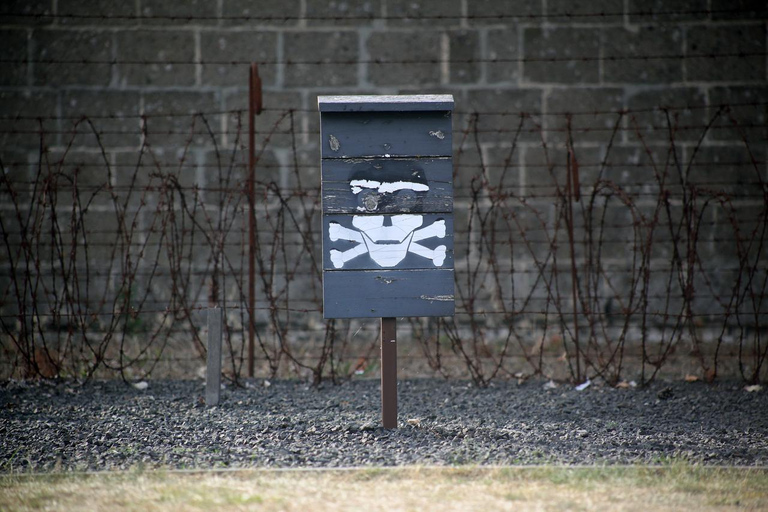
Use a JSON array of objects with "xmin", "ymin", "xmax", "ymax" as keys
[{"xmin": 318, "ymin": 95, "xmax": 455, "ymax": 428}]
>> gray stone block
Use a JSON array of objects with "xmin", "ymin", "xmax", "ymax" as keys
[
  {"xmin": 545, "ymin": 88, "xmax": 624, "ymax": 144},
  {"xmin": 628, "ymin": 0, "xmax": 708, "ymax": 23},
  {"xmin": 0, "ymin": 90, "xmax": 58, "ymax": 149},
  {"xmin": 709, "ymin": 86, "xmax": 768, "ymax": 143},
  {"xmin": 116, "ymin": 30, "xmax": 196, "ymax": 86},
  {"xmin": 276, "ymin": 143, "xmax": 321, "ymax": 189},
  {"xmin": 547, "ymin": 0, "xmax": 623, "ymax": 23},
  {"xmin": 1, "ymin": 30, "xmax": 29, "ymax": 86},
  {"xmin": 603, "ymin": 26, "xmax": 683, "ymax": 84},
  {"xmin": 305, "ymin": 0, "xmax": 381, "ymax": 26},
  {"xmin": 386, "ymin": 0, "xmax": 462, "ymax": 27},
  {"xmin": 523, "ymin": 27, "xmax": 599, "ymax": 84},
  {"xmin": 626, "ymin": 87, "xmax": 708, "ymax": 142},
  {"xmin": 140, "ymin": 0, "xmax": 218, "ymax": 25},
  {"xmin": 688, "ymin": 145, "xmax": 765, "ymax": 196},
  {"xmin": 200, "ymin": 31, "xmax": 278, "ymax": 87},
  {"xmin": 0, "ymin": 149, "xmax": 34, "ymax": 207},
  {"xmin": 113, "ymin": 150, "xmax": 168, "ymax": 210},
  {"xmin": 221, "ymin": 0, "xmax": 301, "ymax": 26},
  {"xmin": 711, "ymin": 0, "xmax": 768, "ymax": 20},
  {"xmin": 486, "ymin": 28, "xmax": 519, "ymax": 84},
  {"xmin": 222, "ymin": 89, "xmax": 303, "ymax": 150},
  {"xmin": 449, "ymin": 30, "xmax": 480, "ymax": 84},
  {"xmin": 44, "ymin": 149, "xmax": 115, "ymax": 209},
  {"xmin": 601, "ymin": 145, "xmax": 682, "ymax": 195},
  {"xmin": 283, "ymin": 31, "xmax": 358, "ymax": 87},
  {"xmin": 57, "ymin": 0, "xmax": 137, "ymax": 26},
  {"xmin": 367, "ymin": 30, "xmax": 441, "ymax": 86},
  {"xmin": 467, "ymin": 0, "xmax": 542, "ymax": 25},
  {"xmin": 61, "ymin": 90, "xmax": 141, "ymax": 149},
  {"xmin": 522, "ymin": 145, "xmax": 602, "ymax": 197},
  {"xmin": 465, "ymin": 88, "xmax": 544, "ymax": 143},
  {"xmin": 712, "ymin": 204, "xmax": 767, "ymax": 260},
  {"xmin": 451, "ymin": 144, "xmax": 483, "ymax": 190},
  {"xmin": 241, "ymin": 145, "xmax": 285, "ymax": 187},
  {"xmin": 482, "ymin": 145, "xmax": 523, "ymax": 192},
  {"xmin": 142, "ymin": 91, "xmax": 219, "ymax": 148},
  {"xmin": 33, "ymin": 29, "xmax": 113, "ymax": 86},
  {"xmin": 0, "ymin": 0, "xmax": 55, "ymax": 26},
  {"xmin": 686, "ymin": 24, "xmax": 766, "ymax": 83}
]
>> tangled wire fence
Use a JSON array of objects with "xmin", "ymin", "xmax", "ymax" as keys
[{"xmin": 1, "ymin": 99, "xmax": 766, "ymax": 386}]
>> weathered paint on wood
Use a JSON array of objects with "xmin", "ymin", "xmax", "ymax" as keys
[
  {"xmin": 323, "ymin": 214, "xmax": 454, "ymax": 271},
  {"xmin": 320, "ymin": 111, "xmax": 452, "ymax": 159},
  {"xmin": 318, "ymin": 94, "xmax": 454, "ymax": 112},
  {"xmin": 321, "ymin": 157, "xmax": 453, "ymax": 184},
  {"xmin": 323, "ymin": 269, "xmax": 455, "ymax": 318},
  {"xmin": 322, "ymin": 157, "xmax": 453, "ymax": 214},
  {"xmin": 320, "ymin": 94, "xmax": 455, "ymax": 319},
  {"xmin": 322, "ymin": 183, "xmax": 452, "ymax": 214}
]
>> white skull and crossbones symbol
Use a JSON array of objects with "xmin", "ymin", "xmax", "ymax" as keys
[
  {"xmin": 329, "ymin": 215, "xmax": 446, "ymax": 268},
  {"xmin": 328, "ymin": 173, "xmax": 447, "ymax": 269}
]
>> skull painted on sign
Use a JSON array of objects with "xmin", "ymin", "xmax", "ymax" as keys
[{"xmin": 328, "ymin": 162, "xmax": 447, "ymax": 269}]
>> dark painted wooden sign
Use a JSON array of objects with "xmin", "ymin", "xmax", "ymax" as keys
[{"xmin": 319, "ymin": 95, "xmax": 455, "ymax": 319}]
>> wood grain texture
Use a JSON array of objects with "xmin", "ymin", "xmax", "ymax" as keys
[
  {"xmin": 322, "ymin": 158, "xmax": 453, "ymax": 214},
  {"xmin": 323, "ymin": 269, "xmax": 455, "ymax": 318},
  {"xmin": 318, "ymin": 94, "xmax": 454, "ymax": 112},
  {"xmin": 320, "ymin": 111, "xmax": 452, "ymax": 158}
]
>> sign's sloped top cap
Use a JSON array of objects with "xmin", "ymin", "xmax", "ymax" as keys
[{"xmin": 318, "ymin": 94, "xmax": 454, "ymax": 112}]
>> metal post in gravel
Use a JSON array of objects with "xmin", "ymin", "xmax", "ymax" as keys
[
  {"xmin": 206, "ymin": 306, "xmax": 222, "ymax": 406},
  {"xmin": 381, "ymin": 317, "xmax": 397, "ymax": 428}
]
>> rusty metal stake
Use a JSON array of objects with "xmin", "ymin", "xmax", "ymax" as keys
[
  {"xmin": 381, "ymin": 317, "xmax": 397, "ymax": 429},
  {"xmin": 565, "ymin": 116, "xmax": 582, "ymax": 381},
  {"xmin": 247, "ymin": 63, "xmax": 262, "ymax": 378}
]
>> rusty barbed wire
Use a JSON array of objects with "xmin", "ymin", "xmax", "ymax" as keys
[
  {"xmin": 2, "ymin": 51, "xmax": 766, "ymax": 68},
  {"xmin": 4, "ymin": 122, "xmax": 768, "ymax": 137},
  {"xmin": 2, "ymin": 101, "xmax": 765, "ymax": 122},
  {"xmin": 2, "ymin": 8, "xmax": 760, "ymax": 22},
  {"xmin": 0, "ymin": 99, "xmax": 766, "ymax": 386}
]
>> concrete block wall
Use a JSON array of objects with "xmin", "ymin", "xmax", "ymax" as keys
[{"xmin": 1, "ymin": 0, "xmax": 767, "ymax": 371}]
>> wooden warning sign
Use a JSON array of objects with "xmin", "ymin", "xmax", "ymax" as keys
[{"xmin": 318, "ymin": 95, "xmax": 455, "ymax": 319}]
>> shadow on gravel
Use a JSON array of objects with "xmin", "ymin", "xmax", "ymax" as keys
[{"xmin": 1, "ymin": 379, "xmax": 766, "ymax": 472}]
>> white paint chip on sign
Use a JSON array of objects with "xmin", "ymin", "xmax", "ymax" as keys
[
  {"xmin": 328, "ymin": 215, "xmax": 447, "ymax": 268},
  {"xmin": 429, "ymin": 130, "xmax": 445, "ymax": 139},
  {"xmin": 329, "ymin": 134, "xmax": 340, "ymax": 152},
  {"xmin": 349, "ymin": 179, "xmax": 430, "ymax": 195}
]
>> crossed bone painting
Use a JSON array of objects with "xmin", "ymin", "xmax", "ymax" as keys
[
  {"xmin": 328, "ymin": 172, "xmax": 448, "ymax": 269},
  {"xmin": 319, "ymin": 94, "xmax": 455, "ymax": 318}
]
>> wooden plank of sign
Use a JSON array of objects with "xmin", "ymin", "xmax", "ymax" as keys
[
  {"xmin": 322, "ymin": 214, "xmax": 454, "ymax": 271},
  {"xmin": 320, "ymin": 111, "xmax": 452, "ymax": 159},
  {"xmin": 323, "ymin": 269, "xmax": 454, "ymax": 318},
  {"xmin": 321, "ymin": 157, "xmax": 453, "ymax": 214},
  {"xmin": 318, "ymin": 94, "xmax": 454, "ymax": 112},
  {"xmin": 321, "ymin": 157, "xmax": 453, "ymax": 185}
]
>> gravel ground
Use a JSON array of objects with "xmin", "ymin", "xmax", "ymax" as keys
[{"xmin": 1, "ymin": 378, "xmax": 766, "ymax": 472}]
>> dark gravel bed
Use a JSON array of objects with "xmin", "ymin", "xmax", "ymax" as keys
[{"xmin": 1, "ymin": 378, "xmax": 766, "ymax": 472}]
